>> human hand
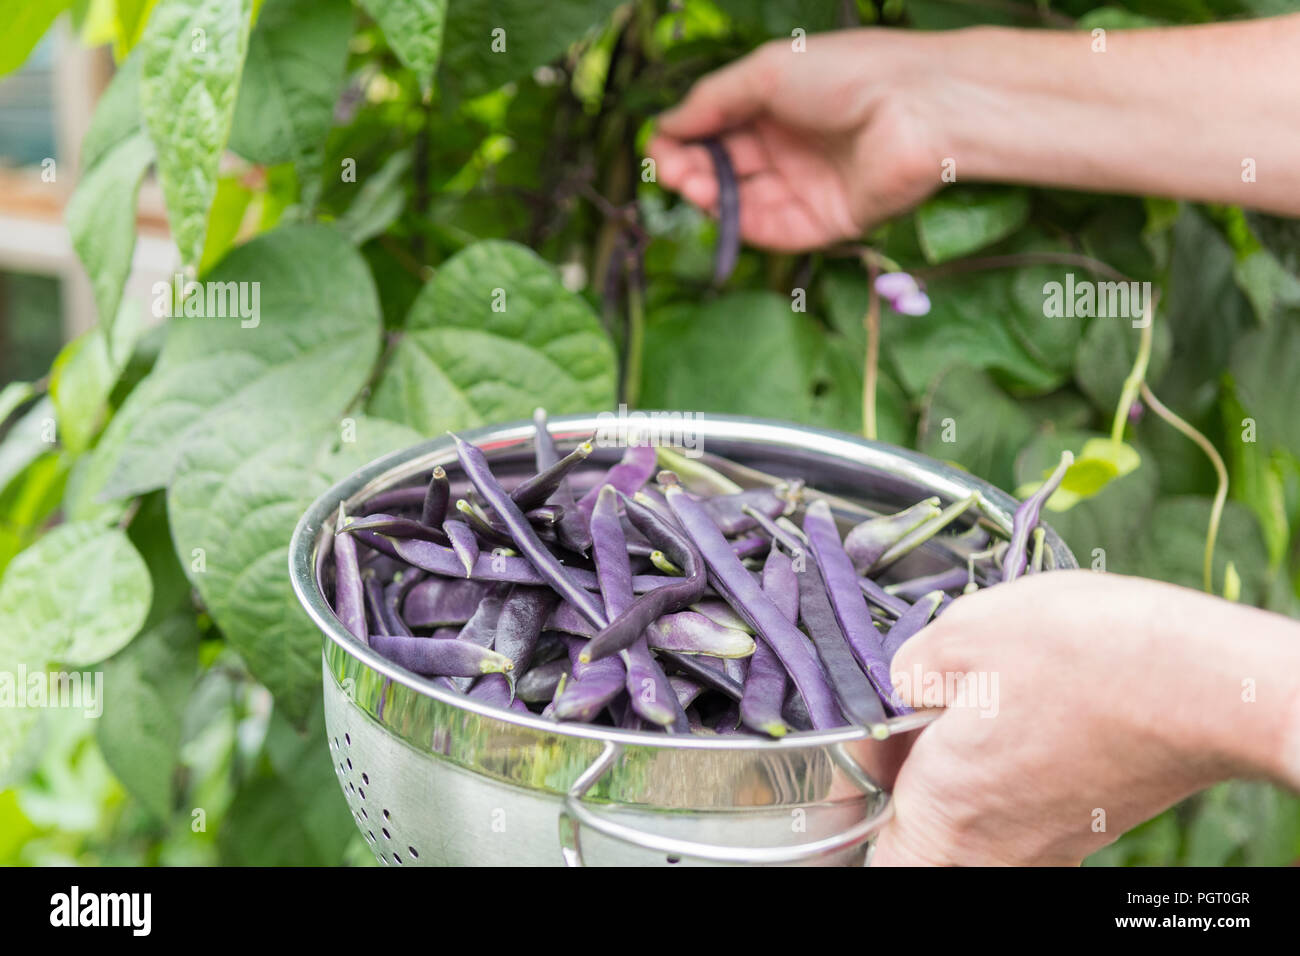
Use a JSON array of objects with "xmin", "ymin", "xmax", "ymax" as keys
[
  {"xmin": 645, "ymin": 31, "xmax": 949, "ymax": 252},
  {"xmin": 870, "ymin": 571, "xmax": 1300, "ymax": 866}
]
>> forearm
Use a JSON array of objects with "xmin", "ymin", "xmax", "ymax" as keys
[{"xmin": 930, "ymin": 16, "xmax": 1300, "ymax": 215}]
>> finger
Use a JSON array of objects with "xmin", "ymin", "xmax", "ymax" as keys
[
  {"xmin": 889, "ymin": 621, "xmax": 954, "ymax": 710},
  {"xmin": 657, "ymin": 46, "xmax": 777, "ymax": 139},
  {"xmin": 646, "ymin": 135, "xmax": 711, "ymax": 190},
  {"xmin": 869, "ymin": 818, "xmax": 936, "ymax": 867}
]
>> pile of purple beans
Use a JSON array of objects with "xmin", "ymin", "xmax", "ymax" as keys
[{"xmin": 327, "ymin": 411, "xmax": 1070, "ymax": 737}]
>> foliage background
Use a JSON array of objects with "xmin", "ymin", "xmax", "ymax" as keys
[{"xmin": 1, "ymin": 0, "xmax": 1298, "ymax": 866}]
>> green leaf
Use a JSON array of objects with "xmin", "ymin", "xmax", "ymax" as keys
[
  {"xmin": 66, "ymin": 133, "xmax": 155, "ymax": 328},
  {"xmin": 1139, "ymin": 496, "xmax": 1270, "ymax": 604},
  {"xmin": 336, "ymin": 149, "xmax": 413, "ymax": 246},
  {"xmin": 711, "ymin": 0, "xmax": 840, "ymax": 34},
  {"xmin": 0, "ymin": 0, "xmax": 72, "ymax": 76},
  {"xmin": 1073, "ymin": 311, "xmax": 1172, "ymax": 415},
  {"xmin": 0, "ymin": 454, "xmax": 69, "ymax": 577},
  {"xmin": 1229, "ymin": 310, "xmax": 1300, "ymax": 460},
  {"xmin": 358, "ymin": 0, "xmax": 447, "ymax": 78},
  {"xmin": 882, "ymin": 268, "xmax": 1061, "ymax": 397},
  {"xmin": 370, "ymin": 240, "xmax": 616, "ymax": 434},
  {"xmin": 94, "ymin": 224, "xmax": 382, "ymax": 500},
  {"xmin": 1017, "ymin": 438, "xmax": 1141, "ymax": 510},
  {"xmin": 220, "ymin": 703, "xmax": 355, "ymax": 864},
  {"xmin": 0, "ymin": 398, "xmax": 57, "ymax": 496},
  {"xmin": 915, "ymin": 188, "xmax": 1030, "ymax": 264},
  {"xmin": 198, "ymin": 174, "xmax": 255, "ymax": 274},
  {"xmin": 228, "ymin": 0, "xmax": 352, "ymax": 177},
  {"xmin": 917, "ymin": 364, "xmax": 1036, "ymax": 492},
  {"xmin": 1245, "ymin": 211, "xmax": 1300, "ymax": 280},
  {"xmin": 0, "ymin": 381, "xmax": 35, "ymax": 427},
  {"xmin": 441, "ymin": 0, "xmax": 622, "ymax": 96},
  {"xmin": 0, "ymin": 522, "xmax": 151, "ymax": 669},
  {"xmin": 114, "ymin": 0, "xmax": 161, "ymax": 59},
  {"xmin": 168, "ymin": 415, "xmax": 423, "ymax": 720},
  {"xmin": 49, "ymin": 301, "xmax": 145, "ymax": 455},
  {"xmin": 96, "ymin": 611, "xmax": 200, "ymax": 818},
  {"xmin": 81, "ymin": 50, "xmax": 145, "ymax": 174},
  {"xmin": 638, "ymin": 291, "xmax": 829, "ymax": 424},
  {"xmin": 138, "ymin": 0, "xmax": 254, "ymax": 266}
]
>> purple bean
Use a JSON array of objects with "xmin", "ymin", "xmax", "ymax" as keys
[
  {"xmin": 449, "ymin": 585, "xmax": 509, "ymax": 691},
  {"xmin": 421, "ymin": 465, "xmax": 450, "ymax": 527},
  {"xmin": 645, "ymin": 611, "xmax": 754, "ymax": 657},
  {"xmin": 661, "ymin": 651, "xmax": 744, "ymax": 701},
  {"xmin": 591, "ymin": 485, "xmax": 686, "ymax": 731},
  {"xmin": 492, "ymin": 585, "xmax": 558, "ymax": 696},
  {"xmin": 363, "ymin": 569, "xmax": 401, "ymax": 637},
  {"xmin": 868, "ymin": 492, "xmax": 979, "ymax": 574},
  {"xmin": 381, "ymin": 569, "xmax": 421, "ymax": 637},
  {"xmin": 332, "ymin": 508, "xmax": 367, "ymax": 644},
  {"xmin": 701, "ymin": 138, "xmax": 739, "ymax": 284},
  {"xmin": 442, "ymin": 518, "xmax": 480, "ymax": 577},
  {"xmin": 360, "ymin": 485, "xmax": 427, "ymax": 513},
  {"xmin": 511, "ymin": 440, "xmax": 593, "ymax": 511},
  {"xmin": 739, "ymin": 548, "xmax": 795, "ymax": 737},
  {"xmin": 580, "ymin": 491, "xmax": 707, "ymax": 663},
  {"xmin": 843, "ymin": 498, "xmax": 941, "ymax": 573},
  {"xmin": 885, "ymin": 567, "xmax": 968, "ymax": 601},
  {"xmin": 665, "ymin": 482, "xmax": 843, "ymax": 729},
  {"xmin": 802, "ymin": 499, "xmax": 895, "ymax": 706},
  {"xmin": 403, "ymin": 578, "xmax": 489, "ymax": 628},
  {"xmin": 690, "ymin": 597, "xmax": 752, "ymax": 633},
  {"xmin": 881, "ymin": 590, "xmax": 944, "ymax": 662},
  {"xmin": 469, "ymin": 673, "xmax": 531, "ymax": 712},
  {"xmin": 575, "ymin": 444, "xmax": 657, "ymax": 525},
  {"xmin": 517, "ymin": 658, "xmax": 570, "ymax": 704},
  {"xmin": 1003, "ymin": 451, "xmax": 1073, "ymax": 583},
  {"xmin": 454, "ymin": 499, "xmax": 516, "ymax": 549},
  {"xmin": 339, "ymin": 512, "xmax": 448, "ymax": 545},
  {"xmin": 669, "ymin": 676, "xmax": 704, "ymax": 710},
  {"xmin": 794, "ymin": 542, "xmax": 887, "ymax": 726},
  {"xmin": 701, "ymin": 486, "xmax": 795, "ymax": 536},
  {"xmin": 370, "ymin": 633, "xmax": 513, "ymax": 677}
]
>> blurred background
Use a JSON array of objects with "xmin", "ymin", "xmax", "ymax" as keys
[{"xmin": 1, "ymin": 0, "xmax": 1297, "ymax": 866}]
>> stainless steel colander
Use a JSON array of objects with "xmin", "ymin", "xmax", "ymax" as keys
[{"xmin": 289, "ymin": 414, "xmax": 1076, "ymax": 866}]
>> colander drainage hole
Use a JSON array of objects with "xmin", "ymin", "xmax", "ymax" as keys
[
  {"xmin": 359, "ymin": 788, "xmax": 366, "ymax": 799},
  {"xmin": 392, "ymin": 854, "xmax": 402, "ymax": 865},
  {"xmin": 362, "ymin": 773, "xmax": 369, "ymax": 785},
  {"xmin": 382, "ymin": 828, "xmax": 391, "ymax": 840},
  {"xmin": 346, "ymin": 758, "xmax": 353, "ymax": 770},
  {"xmin": 367, "ymin": 831, "xmax": 376, "ymax": 843},
  {"xmin": 345, "ymin": 734, "xmax": 351, "ymax": 745},
  {"xmin": 666, "ymin": 856, "xmax": 681, "ymax": 864},
  {"xmin": 383, "ymin": 809, "xmax": 391, "ymax": 820},
  {"xmin": 408, "ymin": 847, "xmax": 418, "ymax": 859},
  {"xmin": 360, "ymin": 808, "xmax": 368, "ymax": 820}
]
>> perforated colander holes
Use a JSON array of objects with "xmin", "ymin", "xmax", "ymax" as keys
[{"xmin": 334, "ymin": 733, "xmax": 423, "ymax": 864}]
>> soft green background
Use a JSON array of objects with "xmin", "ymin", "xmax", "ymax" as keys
[{"xmin": 0, "ymin": 0, "xmax": 1297, "ymax": 866}]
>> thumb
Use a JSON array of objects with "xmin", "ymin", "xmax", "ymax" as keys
[
  {"xmin": 657, "ymin": 46, "xmax": 775, "ymax": 139},
  {"xmin": 870, "ymin": 812, "xmax": 945, "ymax": 867}
]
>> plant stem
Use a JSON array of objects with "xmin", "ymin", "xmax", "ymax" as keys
[
  {"xmin": 862, "ymin": 259, "xmax": 881, "ymax": 441},
  {"xmin": 1140, "ymin": 381, "xmax": 1228, "ymax": 594},
  {"xmin": 624, "ymin": 257, "xmax": 645, "ymax": 408},
  {"xmin": 1110, "ymin": 296, "xmax": 1156, "ymax": 443}
]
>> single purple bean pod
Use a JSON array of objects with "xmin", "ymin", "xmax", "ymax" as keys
[
  {"xmin": 360, "ymin": 485, "xmax": 427, "ymax": 514},
  {"xmin": 492, "ymin": 585, "xmax": 559, "ymax": 698},
  {"xmin": 668, "ymin": 677, "xmax": 704, "ymax": 711},
  {"xmin": 690, "ymin": 597, "xmax": 752, "ymax": 633},
  {"xmin": 517, "ymin": 658, "xmax": 570, "ymax": 704},
  {"xmin": 661, "ymin": 650, "xmax": 744, "ymax": 701},
  {"xmin": 700, "ymin": 485, "xmax": 796, "ymax": 536},
  {"xmin": 430, "ymin": 626, "xmax": 461, "ymax": 639},
  {"xmin": 868, "ymin": 492, "xmax": 979, "ymax": 574},
  {"xmin": 454, "ymin": 499, "xmax": 515, "ymax": 549},
  {"xmin": 590, "ymin": 485, "xmax": 687, "ymax": 731},
  {"xmin": 885, "ymin": 567, "xmax": 968, "ymax": 602},
  {"xmin": 525, "ymin": 504, "xmax": 564, "ymax": 526},
  {"xmin": 469, "ymin": 673, "xmax": 531, "ymax": 712},
  {"xmin": 1003, "ymin": 451, "xmax": 1073, "ymax": 583},
  {"xmin": 802, "ymin": 499, "xmax": 895, "ymax": 707},
  {"xmin": 645, "ymin": 611, "xmax": 754, "ymax": 657},
  {"xmin": 402, "ymin": 577, "xmax": 489, "ymax": 628},
  {"xmin": 532, "ymin": 409, "xmax": 592, "ymax": 554},
  {"xmin": 730, "ymin": 534, "xmax": 769, "ymax": 560},
  {"xmin": 511, "ymin": 440, "xmax": 593, "ymax": 511},
  {"xmin": 880, "ymin": 590, "xmax": 944, "ymax": 662},
  {"xmin": 442, "ymin": 518, "xmax": 480, "ymax": 578},
  {"xmin": 739, "ymin": 548, "xmax": 795, "ymax": 737},
  {"xmin": 665, "ymin": 482, "xmax": 843, "ymax": 729},
  {"xmin": 545, "ymin": 601, "xmax": 596, "ymax": 638},
  {"xmin": 795, "ymin": 546, "xmax": 888, "ymax": 726},
  {"xmin": 701, "ymin": 138, "xmax": 740, "ymax": 285},
  {"xmin": 370, "ymin": 633, "xmax": 513, "ymax": 677},
  {"xmin": 449, "ymin": 584, "xmax": 509, "ymax": 691},
  {"xmin": 575, "ymin": 444, "xmax": 657, "ymax": 524},
  {"xmin": 339, "ymin": 512, "xmax": 449, "ymax": 545},
  {"xmin": 332, "ymin": 506, "xmax": 367, "ymax": 644},
  {"xmin": 857, "ymin": 575, "xmax": 909, "ymax": 618},
  {"xmin": 421, "ymin": 465, "xmax": 450, "ymax": 527},
  {"xmin": 362, "ymin": 569, "xmax": 403, "ymax": 637},
  {"xmin": 580, "ymin": 491, "xmax": 707, "ymax": 663},
  {"xmin": 843, "ymin": 497, "xmax": 941, "ymax": 573},
  {"xmin": 381, "ymin": 569, "xmax": 422, "ymax": 637}
]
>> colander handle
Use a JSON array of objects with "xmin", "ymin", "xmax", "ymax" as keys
[{"xmin": 557, "ymin": 741, "xmax": 894, "ymax": 866}]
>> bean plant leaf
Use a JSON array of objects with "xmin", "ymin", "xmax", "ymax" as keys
[
  {"xmin": 1229, "ymin": 310, "xmax": 1300, "ymax": 460},
  {"xmin": 441, "ymin": 0, "xmax": 622, "ymax": 96},
  {"xmin": 229, "ymin": 0, "xmax": 353, "ymax": 175},
  {"xmin": 638, "ymin": 291, "xmax": 828, "ymax": 424},
  {"xmin": 915, "ymin": 188, "xmax": 1030, "ymax": 264},
  {"xmin": 96, "ymin": 611, "xmax": 200, "ymax": 818},
  {"xmin": 81, "ymin": 50, "xmax": 145, "ymax": 173},
  {"xmin": 0, "ymin": 0, "xmax": 72, "ymax": 75},
  {"xmin": 168, "ymin": 416, "xmax": 423, "ymax": 721},
  {"xmin": 1073, "ymin": 312, "xmax": 1172, "ymax": 415},
  {"xmin": 336, "ymin": 149, "xmax": 413, "ymax": 246},
  {"xmin": 370, "ymin": 240, "xmax": 616, "ymax": 434},
  {"xmin": 0, "ymin": 522, "xmax": 151, "ymax": 669},
  {"xmin": 66, "ymin": 134, "xmax": 155, "ymax": 328},
  {"xmin": 95, "ymin": 224, "xmax": 382, "ymax": 500},
  {"xmin": 918, "ymin": 364, "xmax": 1037, "ymax": 493},
  {"xmin": 358, "ymin": 0, "xmax": 447, "ymax": 78},
  {"xmin": 138, "ymin": 0, "xmax": 253, "ymax": 266},
  {"xmin": 50, "ymin": 301, "xmax": 145, "ymax": 455},
  {"xmin": 1138, "ymin": 496, "xmax": 1269, "ymax": 605}
]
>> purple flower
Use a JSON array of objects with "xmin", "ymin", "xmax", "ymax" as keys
[
  {"xmin": 874, "ymin": 271, "xmax": 931, "ymax": 316},
  {"xmin": 1128, "ymin": 400, "xmax": 1144, "ymax": 425}
]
